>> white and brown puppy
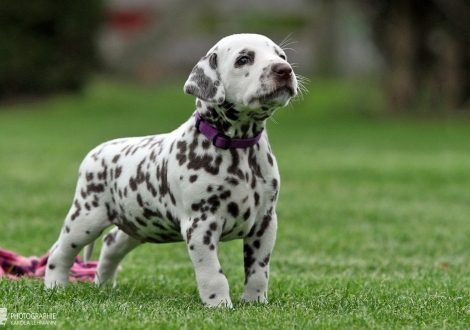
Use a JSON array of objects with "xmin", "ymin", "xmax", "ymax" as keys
[{"xmin": 45, "ymin": 33, "xmax": 300, "ymax": 307}]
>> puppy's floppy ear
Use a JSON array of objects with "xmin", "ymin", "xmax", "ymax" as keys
[{"xmin": 184, "ymin": 52, "xmax": 225, "ymax": 104}]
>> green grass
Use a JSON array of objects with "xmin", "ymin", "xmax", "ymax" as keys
[{"xmin": 1, "ymin": 78, "xmax": 470, "ymax": 329}]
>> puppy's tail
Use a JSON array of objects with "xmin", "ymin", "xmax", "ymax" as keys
[{"xmin": 84, "ymin": 241, "xmax": 95, "ymax": 265}]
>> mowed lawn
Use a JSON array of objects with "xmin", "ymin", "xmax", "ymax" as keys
[{"xmin": 1, "ymin": 78, "xmax": 470, "ymax": 329}]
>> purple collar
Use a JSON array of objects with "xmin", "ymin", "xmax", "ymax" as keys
[{"xmin": 194, "ymin": 112, "xmax": 262, "ymax": 149}]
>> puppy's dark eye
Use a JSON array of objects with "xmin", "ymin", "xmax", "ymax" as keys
[
  {"xmin": 280, "ymin": 55, "xmax": 286, "ymax": 60},
  {"xmin": 236, "ymin": 56, "xmax": 251, "ymax": 66}
]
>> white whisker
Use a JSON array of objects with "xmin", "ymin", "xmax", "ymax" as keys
[
  {"xmin": 290, "ymin": 73, "xmax": 310, "ymax": 103},
  {"xmin": 280, "ymin": 41, "xmax": 298, "ymax": 50},
  {"xmin": 278, "ymin": 33, "xmax": 293, "ymax": 48},
  {"xmin": 281, "ymin": 46, "xmax": 298, "ymax": 54},
  {"xmin": 278, "ymin": 34, "xmax": 299, "ymax": 56},
  {"xmin": 269, "ymin": 116, "xmax": 279, "ymax": 125}
]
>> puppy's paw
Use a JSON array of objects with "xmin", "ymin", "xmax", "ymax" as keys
[{"xmin": 204, "ymin": 297, "xmax": 233, "ymax": 308}]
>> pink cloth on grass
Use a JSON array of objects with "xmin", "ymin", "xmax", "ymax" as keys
[{"xmin": 0, "ymin": 247, "xmax": 99, "ymax": 281}]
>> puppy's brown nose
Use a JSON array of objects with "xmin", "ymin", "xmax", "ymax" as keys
[{"xmin": 272, "ymin": 63, "xmax": 292, "ymax": 80}]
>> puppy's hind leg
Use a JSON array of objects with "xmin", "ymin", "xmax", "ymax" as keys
[
  {"xmin": 44, "ymin": 202, "xmax": 111, "ymax": 288},
  {"xmin": 94, "ymin": 227, "xmax": 142, "ymax": 286}
]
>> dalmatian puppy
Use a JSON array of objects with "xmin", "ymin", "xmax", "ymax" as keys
[{"xmin": 44, "ymin": 33, "xmax": 300, "ymax": 307}]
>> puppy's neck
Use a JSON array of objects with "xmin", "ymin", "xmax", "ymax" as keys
[{"xmin": 195, "ymin": 99, "xmax": 275, "ymax": 139}]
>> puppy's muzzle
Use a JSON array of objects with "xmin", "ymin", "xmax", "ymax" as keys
[{"xmin": 272, "ymin": 63, "xmax": 293, "ymax": 81}]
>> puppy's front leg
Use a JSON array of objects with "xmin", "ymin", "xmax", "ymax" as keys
[
  {"xmin": 183, "ymin": 219, "xmax": 232, "ymax": 307},
  {"xmin": 242, "ymin": 211, "xmax": 278, "ymax": 303}
]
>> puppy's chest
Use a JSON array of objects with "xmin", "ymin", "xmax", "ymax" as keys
[{"xmin": 181, "ymin": 149, "xmax": 279, "ymax": 241}]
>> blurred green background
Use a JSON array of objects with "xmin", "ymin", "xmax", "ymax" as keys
[{"xmin": 1, "ymin": 0, "xmax": 469, "ymax": 112}]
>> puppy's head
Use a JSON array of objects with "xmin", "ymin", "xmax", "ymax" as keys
[{"xmin": 184, "ymin": 34, "xmax": 298, "ymax": 110}]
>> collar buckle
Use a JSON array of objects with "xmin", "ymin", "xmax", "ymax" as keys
[
  {"xmin": 194, "ymin": 111, "xmax": 261, "ymax": 149},
  {"xmin": 212, "ymin": 133, "xmax": 231, "ymax": 150}
]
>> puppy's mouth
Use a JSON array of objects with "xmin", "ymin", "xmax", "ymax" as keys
[{"xmin": 251, "ymin": 84, "xmax": 296, "ymax": 106}]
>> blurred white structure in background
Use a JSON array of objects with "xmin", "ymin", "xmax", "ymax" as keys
[{"xmin": 97, "ymin": 0, "xmax": 383, "ymax": 82}]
